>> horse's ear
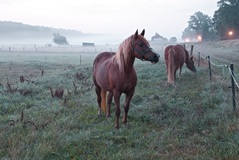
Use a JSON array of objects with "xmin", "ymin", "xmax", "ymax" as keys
[
  {"xmin": 134, "ymin": 29, "xmax": 138, "ymax": 38},
  {"xmin": 140, "ymin": 29, "xmax": 145, "ymax": 36}
]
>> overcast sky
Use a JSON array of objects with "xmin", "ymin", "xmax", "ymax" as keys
[{"xmin": 1, "ymin": 0, "xmax": 219, "ymax": 44}]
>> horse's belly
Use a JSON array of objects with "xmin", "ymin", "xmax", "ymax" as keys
[
  {"xmin": 95, "ymin": 70, "xmax": 111, "ymax": 91},
  {"xmin": 121, "ymin": 81, "xmax": 137, "ymax": 93}
]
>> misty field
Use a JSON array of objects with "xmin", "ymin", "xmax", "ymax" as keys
[{"xmin": 1, "ymin": 41, "xmax": 239, "ymax": 159}]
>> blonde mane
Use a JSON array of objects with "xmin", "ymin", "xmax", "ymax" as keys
[
  {"xmin": 113, "ymin": 35, "xmax": 134, "ymax": 73},
  {"xmin": 113, "ymin": 35, "xmax": 148, "ymax": 74}
]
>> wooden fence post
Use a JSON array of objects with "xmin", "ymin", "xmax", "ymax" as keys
[
  {"xmin": 80, "ymin": 55, "xmax": 82, "ymax": 65},
  {"xmin": 230, "ymin": 63, "xmax": 236, "ymax": 110},
  {"xmin": 208, "ymin": 56, "xmax": 212, "ymax": 81},
  {"xmin": 198, "ymin": 52, "xmax": 200, "ymax": 67},
  {"xmin": 190, "ymin": 45, "xmax": 194, "ymax": 55}
]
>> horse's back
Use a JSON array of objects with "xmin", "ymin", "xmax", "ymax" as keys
[
  {"xmin": 164, "ymin": 45, "xmax": 186, "ymax": 66},
  {"xmin": 93, "ymin": 52, "xmax": 115, "ymax": 67}
]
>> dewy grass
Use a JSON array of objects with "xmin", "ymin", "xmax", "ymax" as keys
[{"xmin": 0, "ymin": 50, "xmax": 239, "ymax": 159}]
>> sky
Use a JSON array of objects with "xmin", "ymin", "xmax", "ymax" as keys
[{"xmin": 1, "ymin": 0, "xmax": 219, "ymax": 44}]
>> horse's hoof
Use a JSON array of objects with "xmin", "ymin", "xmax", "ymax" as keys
[{"xmin": 114, "ymin": 125, "xmax": 119, "ymax": 129}]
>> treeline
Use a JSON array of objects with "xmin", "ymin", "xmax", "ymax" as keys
[
  {"xmin": 182, "ymin": 0, "xmax": 239, "ymax": 41},
  {"xmin": 0, "ymin": 21, "xmax": 87, "ymax": 38}
]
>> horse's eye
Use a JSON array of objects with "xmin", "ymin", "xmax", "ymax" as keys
[{"xmin": 139, "ymin": 42, "xmax": 143, "ymax": 47}]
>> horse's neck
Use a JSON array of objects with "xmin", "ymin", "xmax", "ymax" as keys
[
  {"xmin": 115, "ymin": 38, "xmax": 135, "ymax": 74},
  {"xmin": 184, "ymin": 50, "xmax": 189, "ymax": 63}
]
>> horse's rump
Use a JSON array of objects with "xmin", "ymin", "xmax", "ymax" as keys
[
  {"xmin": 164, "ymin": 44, "xmax": 196, "ymax": 84},
  {"xmin": 164, "ymin": 45, "xmax": 187, "ymax": 84},
  {"xmin": 165, "ymin": 46, "xmax": 184, "ymax": 68}
]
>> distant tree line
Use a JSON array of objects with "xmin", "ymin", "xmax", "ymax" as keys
[
  {"xmin": 151, "ymin": 33, "xmax": 177, "ymax": 43},
  {"xmin": 0, "ymin": 21, "xmax": 85, "ymax": 43},
  {"xmin": 182, "ymin": 0, "xmax": 239, "ymax": 41}
]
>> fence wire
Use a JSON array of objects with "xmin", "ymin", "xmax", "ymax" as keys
[
  {"xmin": 198, "ymin": 52, "xmax": 239, "ymax": 109},
  {"xmin": 198, "ymin": 53, "xmax": 239, "ymax": 90},
  {"xmin": 227, "ymin": 66, "xmax": 239, "ymax": 89}
]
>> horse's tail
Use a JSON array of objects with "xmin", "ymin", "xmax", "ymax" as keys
[
  {"xmin": 101, "ymin": 89, "xmax": 107, "ymax": 113},
  {"xmin": 167, "ymin": 48, "xmax": 175, "ymax": 83}
]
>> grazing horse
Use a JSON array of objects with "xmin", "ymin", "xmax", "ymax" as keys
[
  {"xmin": 164, "ymin": 45, "xmax": 196, "ymax": 84},
  {"xmin": 93, "ymin": 29, "xmax": 159, "ymax": 128}
]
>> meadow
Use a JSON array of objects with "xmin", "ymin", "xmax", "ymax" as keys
[{"xmin": 0, "ymin": 41, "xmax": 239, "ymax": 159}]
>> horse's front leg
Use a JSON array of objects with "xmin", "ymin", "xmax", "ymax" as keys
[
  {"xmin": 106, "ymin": 92, "xmax": 113, "ymax": 117},
  {"xmin": 122, "ymin": 90, "xmax": 134, "ymax": 125},
  {"xmin": 113, "ymin": 91, "xmax": 121, "ymax": 129}
]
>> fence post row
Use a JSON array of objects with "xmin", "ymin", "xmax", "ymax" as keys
[{"xmin": 197, "ymin": 51, "xmax": 238, "ymax": 110}]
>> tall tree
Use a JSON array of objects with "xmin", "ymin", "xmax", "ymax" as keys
[
  {"xmin": 188, "ymin": 11, "xmax": 217, "ymax": 41},
  {"xmin": 213, "ymin": 0, "xmax": 239, "ymax": 40}
]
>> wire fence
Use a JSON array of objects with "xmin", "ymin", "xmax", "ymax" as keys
[
  {"xmin": 0, "ymin": 44, "xmax": 119, "ymax": 53},
  {"xmin": 197, "ymin": 52, "xmax": 239, "ymax": 110}
]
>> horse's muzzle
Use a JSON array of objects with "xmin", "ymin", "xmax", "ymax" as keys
[{"xmin": 151, "ymin": 54, "xmax": 159, "ymax": 63}]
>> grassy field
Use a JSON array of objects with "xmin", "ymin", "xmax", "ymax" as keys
[{"xmin": 0, "ymin": 41, "xmax": 239, "ymax": 159}]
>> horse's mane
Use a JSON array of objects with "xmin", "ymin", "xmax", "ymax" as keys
[
  {"xmin": 113, "ymin": 34, "xmax": 148, "ymax": 73},
  {"xmin": 114, "ymin": 35, "xmax": 133, "ymax": 73}
]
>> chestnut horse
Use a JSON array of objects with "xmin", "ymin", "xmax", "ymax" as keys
[
  {"xmin": 93, "ymin": 29, "xmax": 159, "ymax": 128},
  {"xmin": 164, "ymin": 45, "xmax": 196, "ymax": 84}
]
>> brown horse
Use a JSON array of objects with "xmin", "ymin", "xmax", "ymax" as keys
[
  {"xmin": 93, "ymin": 29, "xmax": 159, "ymax": 128},
  {"xmin": 164, "ymin": 45, "xmax": 196, "ymax": 84}
]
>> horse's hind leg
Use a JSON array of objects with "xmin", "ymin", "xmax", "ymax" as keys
[
  {"xmin": 122, "ymin": 90, "xmax": 134, "ymax": 125},
  {"xmin": 95, "ymin": 85, "xmax": 102, "ymax": 116},
  {"xmin": 106, "ymin": 92, "xmax": 113, "ymax": 117},
  {"xmin": 179, "ymin": 67, "xmax": 182, "ymax": 78}
]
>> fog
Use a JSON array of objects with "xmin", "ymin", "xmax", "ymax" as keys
[
  {"xmin": 0, "ymin": 35, "xmax": 120, "ymax": 46},
  {"xmin": 0, "ymin": 0, "xmax": 219, "ymax": 45}
]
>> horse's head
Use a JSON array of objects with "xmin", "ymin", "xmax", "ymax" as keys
[
  {"xmin": 132, "ymin": 29, "xmax": 159, "ymax": 63},
  {"xmin": 186, "ymin": 56, "xmax": 197, "ymax": 72}
]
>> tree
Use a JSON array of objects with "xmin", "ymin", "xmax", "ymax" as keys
[
  {"xmin": 213, "ymin": 0, "xmax": 239, "ymax": 40},
  {"xmin": 52, "ymin": 33, "xmax": 68, "ymax": 45},
  {"xmin": 187, "ymin": 11, "xmax": 217, "ymax": 41},
  {"xmin": 181, "ymin": 27, "xmax": 197, "ymax": 41},
  {"xmin": 169, "ymin": 37, "xmax": 177, "ymax": 43}
]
